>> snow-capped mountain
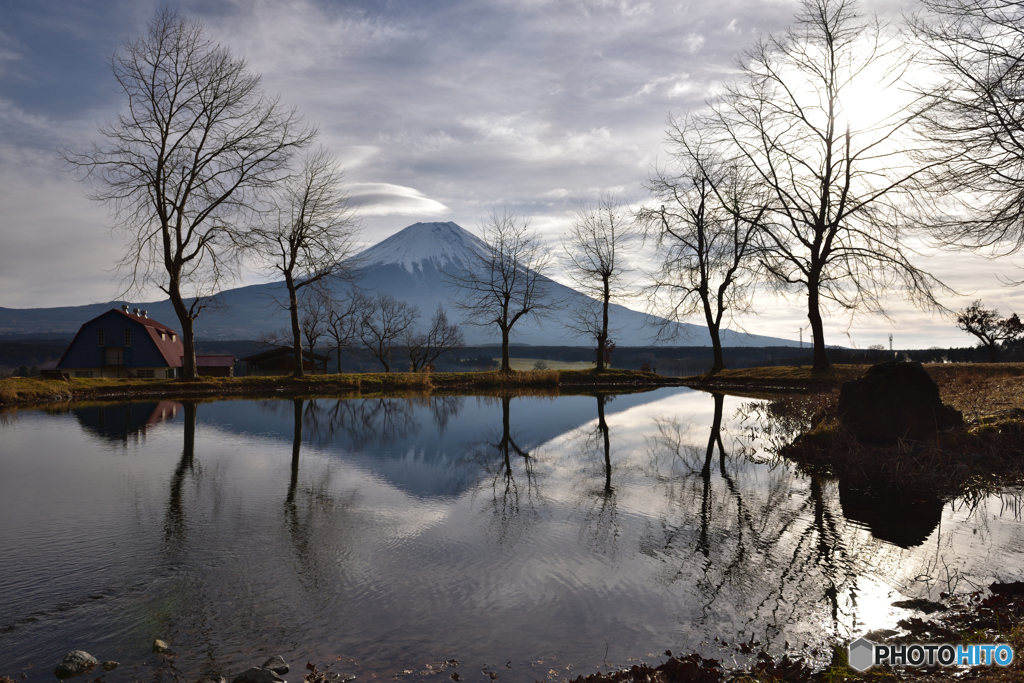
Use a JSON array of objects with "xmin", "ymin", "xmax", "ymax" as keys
[
  {"xmin": 0, "ymin": 221, "xmax": 797, "ymax": 347},
  {"xmin": 359, "ymin": 221, "xmax": 489, "ymax": 272}
]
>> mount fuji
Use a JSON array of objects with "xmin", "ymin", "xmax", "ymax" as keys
[{"xmin": 0, "ymin": 221, "xmax": 796, "ymax": 347}]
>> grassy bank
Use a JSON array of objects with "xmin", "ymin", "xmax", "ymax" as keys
[{"xmin": 0, "ymin": 368, "xmax": 675, "ymax": 407}]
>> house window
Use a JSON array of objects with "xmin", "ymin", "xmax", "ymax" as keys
[
  {"xmin": 75, "ymin": 371, "xmax": 94, "ymax": 378},
  {"xmin": 97, "ymin": 329, "xmax": 105, "ymax": 347},
  {"xmin": 171, "ymin": 333, "xmax": 176, "ymax": 342},
  {"xmin": 160, "ymin": 331, "xmax": 166, "ymax": 340},
  {"xmin": 124, "ymin": 329, "xmax": 132, "ymax": 346},
  {"xmin": 136, "ymin": 369, "xmax": 155, "ymax": 379},
  {"xmin": 167, "ymin": 368, "xmax": 176, "ymax": 379}
]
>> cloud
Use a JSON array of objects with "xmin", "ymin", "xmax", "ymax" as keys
[
  {"xmin": 0, "ymin": 0, "xmax": 1015, "ymax": 349},
  {"xmin": 347, "ymin": 183, "xmax": 449, "ymax": 217}
]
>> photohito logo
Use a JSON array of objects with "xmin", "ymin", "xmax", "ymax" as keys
[{"xmin": 847, "ymin": 637, "xmax": 1014, "ymax": 672}]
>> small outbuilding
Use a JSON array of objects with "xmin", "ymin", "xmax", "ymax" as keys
[
  {"xmin": 57, "ymin": 306, "xmax": 184, "ymax": 379},
  {"xmin": 240, "ymin": 347, "xmax": 329, "ymax": 376},
  {"xmin": 196, "ymin": 354, "xmax": 236, "ymax": 377}
]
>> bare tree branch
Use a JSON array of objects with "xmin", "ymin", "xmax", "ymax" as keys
[
  {"xmin": 447, "ymin": 210, "xmax": 554, "ymax": 373},
  {"xmin": 248, "ymin": 147, "xmax": 360, "ymax": 377},
  {"xmin": 701, "ymin": 0, "xmax": 950, "ymax": 371},
  {"xmin": 637, "ymin": 124, "xmax": 765, "ymax": 373},
  {"xmin": 358, "ymin": 293, "xmax": 419, "ymax": 372},
  {"xmin": 562, "ymin": 197, "xmax": 637, "ymax": 371},
  {"xmin": 61, "ymin": 9, "xmax": 314, "ymax": 378}
]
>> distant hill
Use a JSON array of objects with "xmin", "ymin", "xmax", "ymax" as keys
[{"xmin": 0, "ymin": 221, "xmax": 797, "ymax": 347}]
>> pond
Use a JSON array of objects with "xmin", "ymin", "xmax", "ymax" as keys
[{"xmin": 2, "ymin": 388, "xmax": 1023, "ymax": 682}]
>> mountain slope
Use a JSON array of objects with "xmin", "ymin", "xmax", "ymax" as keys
[{"xmin": 0, "ymin": 221, "xmax": 796, "ymax": 347}]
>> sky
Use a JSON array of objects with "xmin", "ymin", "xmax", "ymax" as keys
[{"xmin": 1, "ymin": 0, "xmax": 1023, "ymax": 349}]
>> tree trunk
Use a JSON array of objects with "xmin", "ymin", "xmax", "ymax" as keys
[
  {"xmin": 336, "ymin": 343, "xmax": 342, "ymax": 373},
  {"xmin": 597, "ymin": 277, "xmax": 610, "ymax": 372},
  {"xmin": 807, "ymin": 281, "xmax": 830, "ymax": 372},
  {"xmin": 167, "ymin": 280, "xmax": 198, "ymax": 380},
  {"xmin": 988, "ymin": 342, "xmax": 999, "ymax": 363},
  {"xmin": 501, "ymin": 326, "xmax": 511, "ymax": 373},
  {"xmin": 286, "ymin": 275, "xmax": 303, "ymax": 378},
  {"xmin": 701, "ymin": 293, "xmax": 725, "ymax": 373}
]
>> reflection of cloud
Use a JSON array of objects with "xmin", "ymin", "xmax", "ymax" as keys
[{"xmin": 347, "ymin": 183, "xmax": 448, "ymax": 216}]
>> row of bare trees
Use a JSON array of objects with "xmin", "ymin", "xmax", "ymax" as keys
[
  {"xmin": 260, "ymin": 290, "xmax": 465, "ymax": 375},
  {"xmin": 68, "ymin": 0, "xmax": 1024, "ymax": 378}
]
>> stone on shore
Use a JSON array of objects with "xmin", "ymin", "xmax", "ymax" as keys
[
  {"xmin": 262, "ymin": 656, "xmax": 290, "ymax": 675},
  {"xmin": 837, "ymin": 361, "xmax": 963, "ymax": 444},
  {"xmin": 232, "ymin": 667, "xmax": 285, "ymax": 683},
  {"xmin": 54, "ymin": 651, "xmax": 97, "ymax": 679}
]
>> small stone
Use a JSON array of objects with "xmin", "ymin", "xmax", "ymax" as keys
[
  {"xmin": 262, "ymin": 656, "xmax": 290, "ymax": 675},
  {"xmin": 101, "ymin": 661, "xmax": 119, "ymax": 672},
  {"xmin": 54, "ymin": 651, "xmax": 98, "ymax": 680},
  {"xmin": 231, "ymin": 667, "xmax": 285, "ymax": 683},
  {"xmin": 152, "ymin": 639, "xmax": 170, "ymax": 654}
]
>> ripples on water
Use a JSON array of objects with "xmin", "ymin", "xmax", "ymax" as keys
[{"xmin": 1, "ymin": 389, "xmax": 1022, "ymax": 682}]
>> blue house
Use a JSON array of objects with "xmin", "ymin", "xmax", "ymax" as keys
[{"xmin": 57, "ymin": 306, "xmax": 185, "ymax": 379}]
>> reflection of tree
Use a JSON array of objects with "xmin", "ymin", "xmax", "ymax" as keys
[
  {"xmin": 164, "ymin": 401, "xmax": 197, "ymax": 553},
  {"xmin": 302, "ymin": 397, "xmax": 418, "ymax": 450},
  {"xmin": 566, "ymin": 393, "xmax": 620, "ymax": 556},
  {"xmin": 469, "ymin": 395, "xmax": 542, "ymax": 545},
  {"xmin": 283, "ymin": 397, "xmax": 357, "ymax": 594},
  {"xmin": 642, "ymin": 392, "xmax": 859, "ymax": 646},
  {"xmin": 430, "ymin": 396, "xmax": 464, "ymax": 435}
]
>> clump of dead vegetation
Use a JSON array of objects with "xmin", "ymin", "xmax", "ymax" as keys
[{"xmin": 747, "ymin": 365, "xmax": 1024, "ymax": 499}]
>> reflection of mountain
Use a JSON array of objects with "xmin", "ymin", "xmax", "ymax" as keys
[
  {"xmin": 0, "ymin": 222, "xmax": 797, "ymax": 346},
  {"xmin": 197, "ymin": 390, "xmax": 675, "ymax": 498},
  {"xmin": 73, "ymin": 401, "xmax": 182, "ymax": 442}
]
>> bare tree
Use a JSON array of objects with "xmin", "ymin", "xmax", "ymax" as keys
[
  {"xmin": 956, "ymin": 300, "xmax": 1024, "ymax": 362},
  {"xmin": 406, "ymin": 305, "xmax": 465, "ymax": 371},
  {"xmin": 299, "ymin": 290, "xmax": 328, "ymax": 374},
  {"xmin": 449, "ymin": 211, "xmax": 552, "ymax": 373},
  {"xmin": 562, "ymin": 198, "xmax": 636, "ymax": 372},
  {"xmin": 325, "ymin": 290, "xmax": 369, "ymax": 374},
  {"xmin": 62, "ymin": 10, "xmax": 314, "ymax": 379},
  {"xmin": 702, "ymin": 0, "xmax": 948, "ymax": 371},
  {"xmin": 359, "ymin": 293, "xmax": 419, "ymax": 372},
  {"xmin": 636, "ymin": 127, "xmax": 765, "ymax": 373},
  {"xmin": 910, "ymin": 0, "xmax": 1024, "ymax": 258},
  {"xmin": 250, "ymin": 148, "xmax": 359, "ymax": 377}
]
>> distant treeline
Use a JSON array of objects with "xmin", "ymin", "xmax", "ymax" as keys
[{"xmin": 3, "ymin": 337, "xmax": 1022, "ymax": 378}]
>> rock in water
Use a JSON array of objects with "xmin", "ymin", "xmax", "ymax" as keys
[
  {"xmin": 838, "ymin": 361, "xmax": 963, "ymax": 444},
  {"xmin": 232, "ymin": 667, "xmax": 285, "ymax": 683},
  {"xmin": 54, "ymin": 651, "xmax": 98, "ymax": 679},
  {"xmin": 101, "ymin": 662, "xmax": 119, "ymax": 672},
  {"xmin": 152, "ymin": 639, "xmax": 171, "ymax": 653},
  {"xmin": 262, "ymin": 656, "xmax": 290, "ymax": 675}
]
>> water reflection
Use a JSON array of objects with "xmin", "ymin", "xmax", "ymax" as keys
[
  {"xmin": 73, "ymin": 400, "xmax": 182, "ymax": 442},
  {"xmin": 3, "ymin": 389, "xmax": 1023, "ymax": 683},
  {"xmin": 838, "ymin": 483, "xmax": 944, "ymax": 549},
  {"xmin": 165, "ymin": 401, "xmax": 197, "ymax": 553}
]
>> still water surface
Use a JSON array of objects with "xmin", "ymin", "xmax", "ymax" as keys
[{"xmin": 2, "ymin": 389, "xmax": 1023, "ymax": 681}]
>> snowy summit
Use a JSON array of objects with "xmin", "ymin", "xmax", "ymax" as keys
[{"xmin": 358, "ymin": 222, "xmax": 489, "ymax": 274}]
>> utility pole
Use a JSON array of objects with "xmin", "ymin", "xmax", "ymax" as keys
[{"xmin": 889, "ymin": 333, "xmax": 893, "ymax": 352}]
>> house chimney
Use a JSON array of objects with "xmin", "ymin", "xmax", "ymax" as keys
[
  {"xmin": 122, "ymin": 304, "xmax": 129, "ymax": 313},
  {"xmin": 133, "ymin": 308, "xmax": 140, "ymax": 316},
  {"xmin": 142, "ymin": 310, "xmax": 148, "ymax": 318}
]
